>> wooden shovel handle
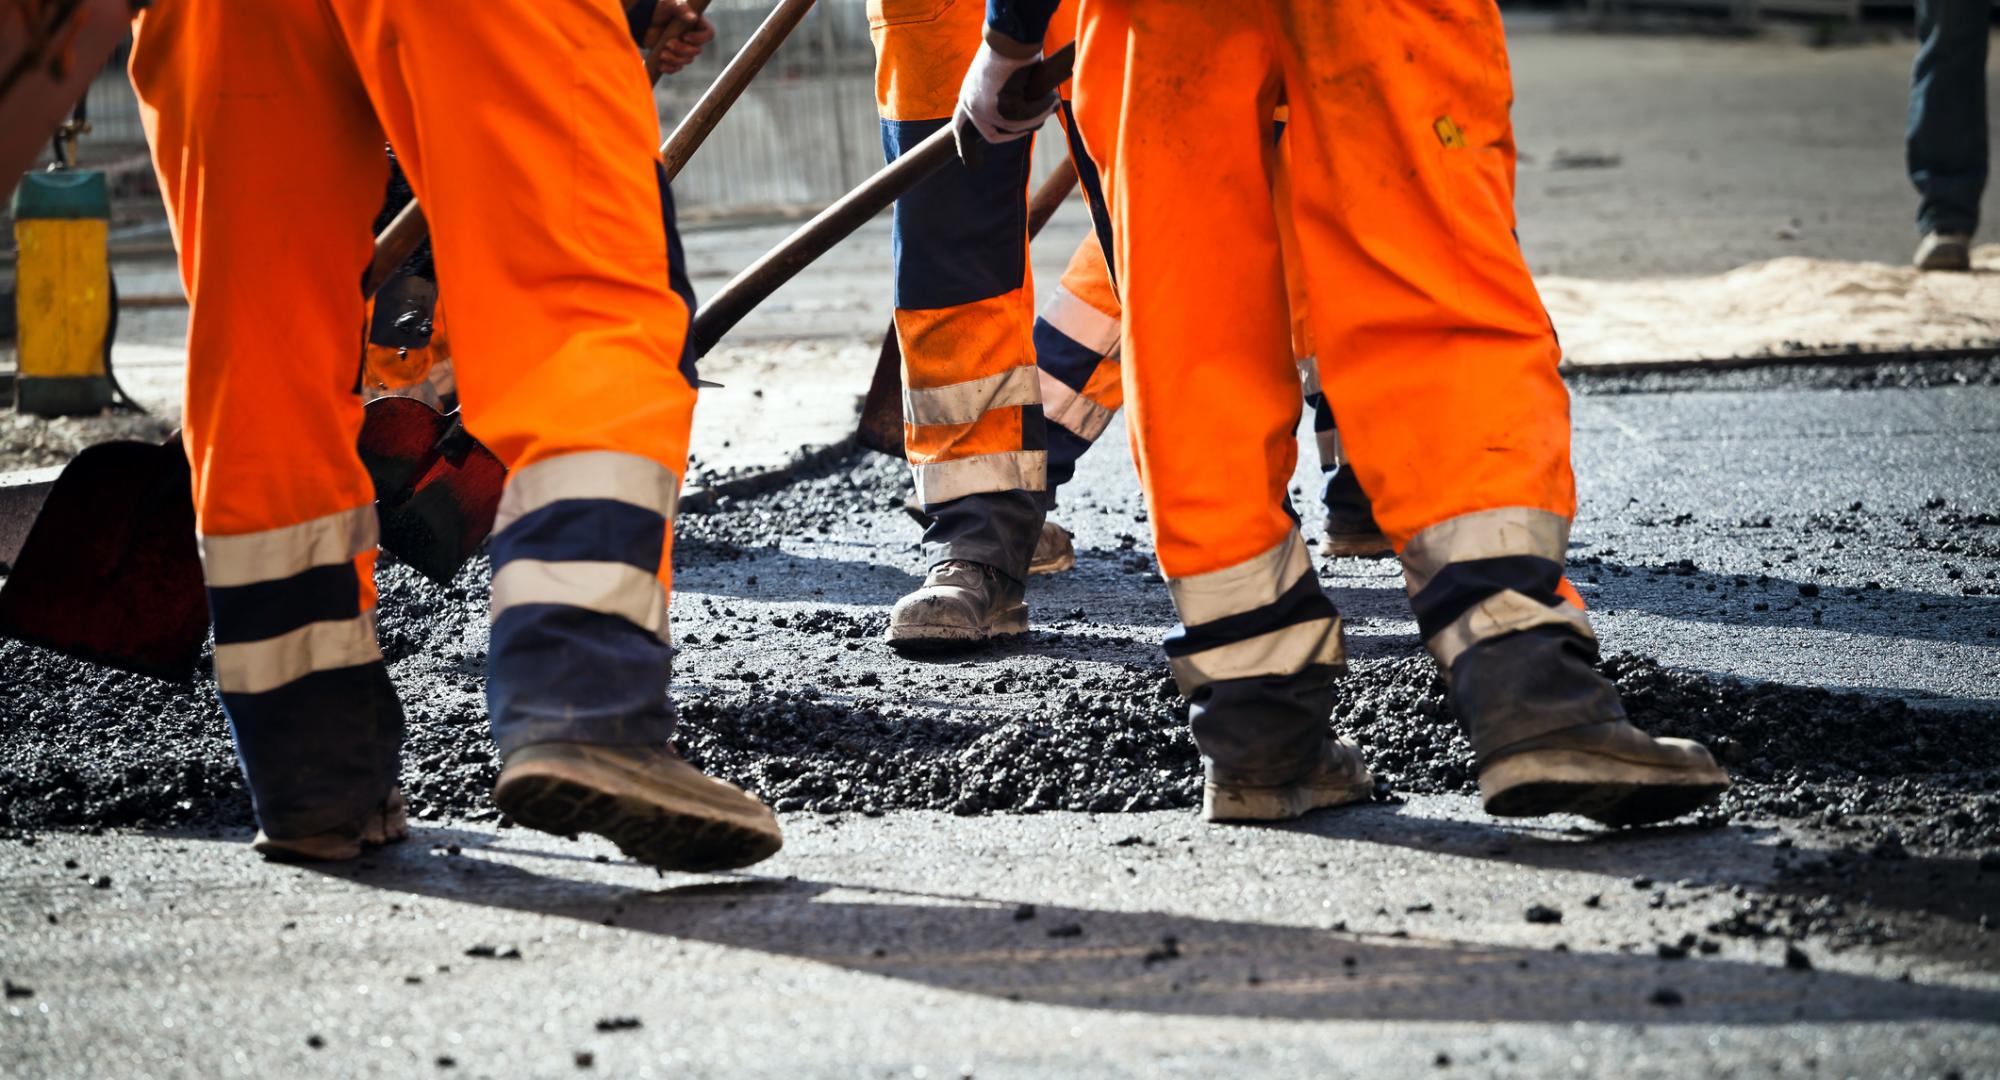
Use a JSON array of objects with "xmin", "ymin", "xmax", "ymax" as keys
[
  {"xmin": 661, "ymin": 0, "xmax": 816, "ymax": 179},
  {"xmin": 690, "ymin": 43, "xmax": 1076, "ymax": 356}
]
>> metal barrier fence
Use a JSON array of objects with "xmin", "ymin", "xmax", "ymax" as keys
[{"xmin": 31, "ymin": 0, "xmax": 1069, "ymax": 223}]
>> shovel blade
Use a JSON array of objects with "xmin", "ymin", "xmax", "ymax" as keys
[
  {"xmin": 0, "ymin": 440, "xmax": 209, "ymax": 681},
  {"xmin": 856, "ymin": 321, "xmax": 907, "ymax": 458},
  {"xmin": 357, "ymin": 397, "xmax": 506, "ymax": 585}
]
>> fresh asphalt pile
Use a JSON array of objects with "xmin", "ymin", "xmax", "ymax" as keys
[{"xmin": 3, "ymin": 442, "xmax": 1996, "ymax": 868}]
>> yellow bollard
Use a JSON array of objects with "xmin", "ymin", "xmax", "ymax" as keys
[{"xmin": 12, "ymin": 171, "xmax": 112, "ymax": 416}]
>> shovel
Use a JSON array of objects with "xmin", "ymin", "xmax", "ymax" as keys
[{"xmin": 0, "ymin": 435, "xmax": 207, "ymax": 680}]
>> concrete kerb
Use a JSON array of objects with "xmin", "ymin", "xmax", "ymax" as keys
[{"xmin": 1558, "ymin": 342, "xmax": 2000, "ymax": 378}]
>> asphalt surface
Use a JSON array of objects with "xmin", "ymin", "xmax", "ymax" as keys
[{"xmin": 4, "ymin": 360, "xmax": 1998, "ymax": 1077}]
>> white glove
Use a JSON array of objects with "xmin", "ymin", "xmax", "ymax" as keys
[{"xmin": 955, "ymin": 38, "xmax": 1060, "ymax": 146}]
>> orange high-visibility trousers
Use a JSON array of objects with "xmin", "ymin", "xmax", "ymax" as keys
[
  {"xmin": 1070, "ymin": 0, "xmax": 1591, "ymax": 701},
  {"xmin": 131, "ymin": 0, "xmax": 696, "ymax": 838}
]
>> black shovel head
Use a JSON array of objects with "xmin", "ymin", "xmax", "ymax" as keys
[
  {"xmin": 0, "ymin": 439, "xmax": 209, "ymax": 681},
  {"xmin": 856, "ymin": 319, "xmax": 907, "ymax": 458},
  {"xmin": 357, "ymin": 396, "xmax": 506, "ymax": 585}
]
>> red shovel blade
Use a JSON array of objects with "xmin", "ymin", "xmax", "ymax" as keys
[
  {"xmin": 357, "ymin": 397, "xmax": 506, "ymax": 585},
  {"xmin": 0, "ymin": 439, "xmax": 209, "ymax": 681}
]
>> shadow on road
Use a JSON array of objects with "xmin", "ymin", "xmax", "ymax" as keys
[
  {"xmin": 318, "ymin": 825, "xmax": 2000, "ymax": 1027},
  {"xmin": 1287, "ymin": 803, "xmax": 2000, "ymax": 947},
  {"xmin": 1580, "ymin": 559, "xmax": 1998, "ymax": 647}
]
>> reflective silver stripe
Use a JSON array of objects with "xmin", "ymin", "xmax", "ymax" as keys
[
  {"xmin": 1039, "ymin": 285, "xmax": 1121, "ymax": 356},
  {"xmin": 198, "ymin": 505, "xmax": 377, "ymax": 589},
  {"xmin": 1167, "ymin": 528, "xmax": 1311, "ymax": 628},
  {"xmin": 903, "ymin": 365, "xmax": 1041, "ymax": 428},
  {"xmin": 1038, "ymin": 370, "xmax": 1117, "ymax": 442},
  {"xmin": 1297, "ymin": 354, "xmax": 1321, "ymax": 397},
  {"xmin": 1400, "ymin": 507, "xmax": 1572, "ymax": 598},
  {"xmin": 1428, "ymin": 590, "xmax": 1595, "ymax": 670},
  {"xmin": 910, "ymin": 450, "xmax": 1047, "ymax": 505},
  {"xmin": 1169, "ymin": 615, "xmax": 1347, "ymax": 695},
  {"xmin": 490, "ymin": 559, "xmax": 668, "ymax": 641},
  {"xmin": 494, "ymin": 451, "xmax": 680, "ymax": 537},
  {"xmin": 212, "ymin": 611, "xmax": 382, "ymax": 696}
]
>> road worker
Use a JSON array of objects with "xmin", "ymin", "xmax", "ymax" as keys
[
  {"xmin": 964, "ymin": 0, "xmax": 1731, "ymax": 827},
  {"xmin": 129, "ymin": 0, "xmax": 780, "ymax": 868},
  {"xmin": 869, "ymin": 0, "xmax": 1081, "ymax": 648}
]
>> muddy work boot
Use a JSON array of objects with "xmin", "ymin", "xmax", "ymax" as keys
[
  {"xmin": 253, "ymin": 787, "xmax": 410, "ymax": 863},
  {"xmin": 1029, "ymin": 519, "xmax": 1077, "ymax": 575},
  {"xmin": 1205, "ymin": 736, "xmax": 1374, "ymax": 823},
  {"xmin": 1453, "ymin": 627, "xmax": 1730, "ymax": 827},
  {"xmin": 884, "ymin": 559, "xmax": 1028, "ymax": 649},
  {"xmin": 1914, "ymin": 230, "xmax": 1972, "ymax": 272},
  {"xmin": 494, "ymin": 742, "xmax": 782, "ymax": 872},
  {"xmin": 1320, "ymin": 467, "xmax": 1392, "ymax": 559}
]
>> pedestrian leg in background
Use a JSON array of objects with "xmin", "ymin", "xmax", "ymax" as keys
[
  {"xmin": 871, "ymin": 0, "xmax": 1047, "ymax": 648},
  {"xmin": 130, "ymin": 0, "xmax": 411, "ymax": 862},
  {"xmin": 1908, "ymin": 0, "xmax": 1989, "ymax": 271},
  {"xmin": 340, "ymin": 0, "xmax": 778, "ymax": 871}
]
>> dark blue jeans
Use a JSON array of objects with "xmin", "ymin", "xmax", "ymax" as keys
[{"xmin": 1909, "ymin": 0, "xmax": 1991, "ymax": 235}]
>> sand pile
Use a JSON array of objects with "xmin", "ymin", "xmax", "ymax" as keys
[{"xmin": 1544, "ymin": 247, "xmax": 2000, "ymax": 366}]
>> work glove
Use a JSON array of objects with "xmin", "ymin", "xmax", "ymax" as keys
[{"xmin": 955, "ymin": 36, "xmax": 1061, "ymax": 156}]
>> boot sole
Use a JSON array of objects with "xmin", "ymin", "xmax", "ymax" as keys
[
  {"xmin": 1321, "ymin": 533, "xmax": 1393, "ymax": 559},
  {"xmin": 1481, "ymin": 749, "xmax": 1730, "ymax": 827},
  {"xmin": 1203, "ymin": 774, "xmax": 1374, "ymax": 823},
  {"xmin": 1028, "ymin": 551, "xmax": 1076, "ymax": 576},
  {"xmin": 494, "ymin": 760, "xmax": 783, "ymax": 873},
  {"xmin": 884, "ymin": 604, "xmax": 1030, "ymax": 651}
]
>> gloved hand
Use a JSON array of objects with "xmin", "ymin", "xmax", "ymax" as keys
[{"xmin": 955, "ymin": 35, "xmax": 1061, "ymax": 148}]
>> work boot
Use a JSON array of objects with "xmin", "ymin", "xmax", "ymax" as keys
[
  {"xmin": 1029, "ymin": 519, "xmax": 1076, "ymax": 575},
  {"xmin": 494, "ymin": 741, "xmax": 782, "ymax": 872},
  {"xmin": 1204, "ymin": 735, "xmax": 1374, "ymax": 823},
  {"xmin": 1914, "ymin": 230, "xmax": 1972, "ymax": 272},
  {"xmin": 1321, "ymin": 467, "xmax": 1392, "ymax": 559},
  {"xmin": 252, "ymin": 787, "xmax": 410, "ymax": 863},
  {"xmin": 884, "ymin": 559, "xmax": 1028, "ymax": 649},
  {"xmin": 1453, "ymin": 626, "xmax": 1730, "ymax": 827}
]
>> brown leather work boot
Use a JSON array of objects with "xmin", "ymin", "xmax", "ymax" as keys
[
  {"xmin": 1204, "ymin": 735, "xmax": 1374, "ymax": 823},
  {"xmin": 1029, "ymin": 519, "xmax": 1076, "ymax": 575},
  {"xmin": 253, "ymin": 787, "xmax": 410, "ymax": 863},
  {"xmin": 884, "ymin": 559, "xmax": 1028, "ymax": 649},
  {"xmin": 494, "ymin": 742, "xmax": 782, "ymax": 872},
  {"xmin": 1454, "ymin": 627, "xmax": 1730, "ymax": 827}
]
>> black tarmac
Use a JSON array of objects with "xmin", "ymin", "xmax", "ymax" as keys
[{"xmin": 3, "ymin": 360, "xmax": 1996, "ymax": 874}]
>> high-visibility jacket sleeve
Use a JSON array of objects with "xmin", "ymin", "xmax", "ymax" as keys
[{"xmin": 986, "ymin": 0, "xmax": 1062, "ymax": 47}]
